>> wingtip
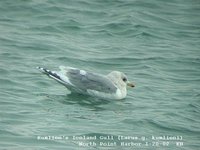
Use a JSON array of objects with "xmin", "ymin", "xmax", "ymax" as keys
[
  {"xmin": 36, "ymin": 66, "xmax": 42, "ymax": 70},
  {"xmin": 36, "ymin": 66, "xmax": 46, "ymax": 73}
]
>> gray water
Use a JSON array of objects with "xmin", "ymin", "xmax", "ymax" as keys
[{"xmin": 0, "ymin": 0, "xmax": 200, "ymax": 149}]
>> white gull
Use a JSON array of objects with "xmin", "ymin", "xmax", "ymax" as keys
[{"xmin": 37, "ymin": 66, "xmax": 135, "ymax": 100}]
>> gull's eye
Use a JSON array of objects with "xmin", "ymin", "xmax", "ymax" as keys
[{"xmin": 122, "ymin": 77, "xmax": 127, "ymax": 82}]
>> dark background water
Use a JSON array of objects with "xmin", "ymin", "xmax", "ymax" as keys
[{"xmin": 0, "ymin": 0, "xmax": 199, "ymax": 149}]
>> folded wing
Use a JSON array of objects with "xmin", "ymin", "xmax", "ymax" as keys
[{"xmin": 60, "ymin": 66, "xmax": 117, "ymax": 94}]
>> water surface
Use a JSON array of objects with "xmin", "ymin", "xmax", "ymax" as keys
[{"xmin": 0, "ymin": 0, "xmax": 199, "ymax": 149}]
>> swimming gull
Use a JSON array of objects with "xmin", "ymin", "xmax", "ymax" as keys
[{"xmin": 37, "ymin": 66, "xmax": 135, "ymax": 100}]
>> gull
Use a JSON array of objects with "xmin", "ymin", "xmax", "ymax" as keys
[{"xmin": 37, "ymin": 66, "xmax": 135, "ymax": 100}]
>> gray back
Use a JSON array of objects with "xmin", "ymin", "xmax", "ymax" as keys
[{"xmin": 67, "ymin": 69, "xmax": 117, "ymax": 93}]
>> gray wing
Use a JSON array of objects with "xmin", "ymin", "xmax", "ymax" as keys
[{"xmin": 66, "ymin": 68, "xmax": 117, "ymax": 93}]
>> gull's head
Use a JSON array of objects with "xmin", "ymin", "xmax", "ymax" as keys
[{"xmin": 107, "ymin": 71, "xmax": 135, "ymax": 89}]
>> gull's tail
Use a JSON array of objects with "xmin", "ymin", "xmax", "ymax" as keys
[{"xmin": 37, "ymin": 66, "xmax": 65, "ymax": 84}]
